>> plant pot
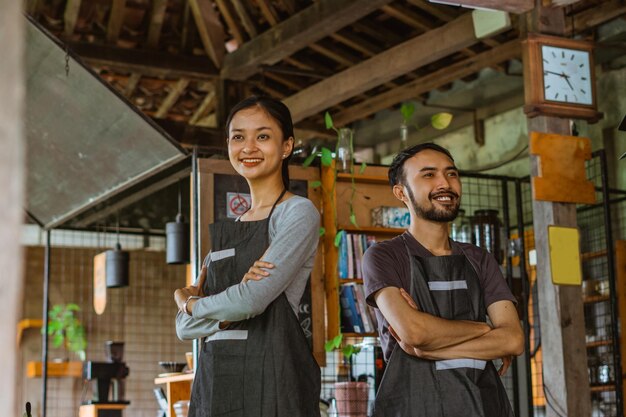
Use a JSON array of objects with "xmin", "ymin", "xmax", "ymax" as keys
[{"xmin": 334, "ymin": 381, "xmax": 368, "ymax": 417}]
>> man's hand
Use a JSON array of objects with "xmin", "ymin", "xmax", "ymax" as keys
[
  {"xmin": 498, "ymin": 355, "xmax": 512, "ymax": 376},
  {"xmin": 242, "ymin": 260, "xmax": 274, "ymax": 284},
  {"xmin": 174, "ymin": 266, "xmax": 207, "ymax": 312}
]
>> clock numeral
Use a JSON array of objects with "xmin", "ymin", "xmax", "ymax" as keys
[
  {"xmin": 581, "ymin": 77, "xmax": 587, "ymax": 81},
  {"xmin": 545, "ymin": 85, "xmax": 551, "ymax": 89},
  {"xmin": 581, "ymin": 89, "xmax": 586, "ymax": 94},
  {"xmin": 552, "ymin": 51, "xmax": 557, "ymax": 58},
  {"xmin": 555, "ymin": 92, "xmax": 559, "ymax": 99},
  {"xmin": 543, "ymin": 59, "xmax": 549, "ymax": 64},
  {"xmin": 574, "ymin": 95, "xmax": 579, "ymax": 102},
  {"xmin": 562, "ymin": 51, "xmax": 565, "ymax": 58},
  {"xmin": 565, "ymin": 95, "xmax": 568, "ymax": 102},
  {"xmin": 570, "ymin": 54, "xmax": 575, "ymax": 61},
  {"xmin": 579, "ymin": 63, "xmax": 584, "ymax": 68}
]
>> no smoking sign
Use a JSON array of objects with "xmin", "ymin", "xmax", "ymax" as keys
[{"xmin": 227, "ymin": 192, "xmax": 251, "ymax": 218}]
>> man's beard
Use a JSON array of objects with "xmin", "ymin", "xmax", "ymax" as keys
[{"xmin": 405, "ymin": 184, "xmax": 460, "ymax": 222}]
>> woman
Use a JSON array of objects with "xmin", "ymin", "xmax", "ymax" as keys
[{"xmin": 174, "ymin": 96, "xmax": 321, "ymax": 417}]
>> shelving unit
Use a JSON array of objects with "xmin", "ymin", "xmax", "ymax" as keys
[{"xmin": 321, "ymin": 163, "xmax": 404, "ymax": 340}]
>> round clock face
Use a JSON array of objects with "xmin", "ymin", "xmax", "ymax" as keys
[{"xmin": 541, "ymin": 45, "xmax": 593, "ymax": 106}]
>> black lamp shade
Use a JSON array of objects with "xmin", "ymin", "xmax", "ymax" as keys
[
  {"xmin": 106, "ymin": 243, "xmax": 129, "ymax": 288},
  {"xmin": 166, "ymin": 214, "xmax": 190, "ymax": 264}
]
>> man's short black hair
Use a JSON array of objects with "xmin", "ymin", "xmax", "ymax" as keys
[{"xmin": 388, "ymin": 143, "xmax": 455, "ymax": 187}]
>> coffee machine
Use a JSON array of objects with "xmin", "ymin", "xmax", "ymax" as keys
[{"xmin": 80, "ymin": 342, "xmax": 130, "ymax": 417}]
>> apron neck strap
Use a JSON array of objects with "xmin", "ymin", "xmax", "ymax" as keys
[{"xmin": 267, "ymin": 188, "xmax": 287, "ymax": 219}]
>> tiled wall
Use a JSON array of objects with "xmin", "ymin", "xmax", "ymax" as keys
[{"xmin": 18, "ymin": 245, "xmax": 190, "ymax": 417}]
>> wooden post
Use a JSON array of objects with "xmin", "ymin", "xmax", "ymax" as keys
[
  {"xmin": 527, "ymin": 117, "xmax": 591, "ymax": 417},
  {"xmin": 0, "ymin": 0, "xmax": 25, "ymax": 415}
]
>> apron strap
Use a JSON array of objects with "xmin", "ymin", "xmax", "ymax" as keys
[{"xmin": 268, "ymin": 188, "xmax": 287, "ymax": 218}]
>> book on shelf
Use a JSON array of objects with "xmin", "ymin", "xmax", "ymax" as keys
[
  {"xmin": 338, "ymin": 233, "xmax": 377, "ymax": 279},
  {"xmin": 339, "ymin": 283, "xmax": 377, "ymax": 335}
]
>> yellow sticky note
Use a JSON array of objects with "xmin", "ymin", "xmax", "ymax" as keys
[{"xmin": 548, "ymin": 226, "xmax": 582, "ymax": 286}]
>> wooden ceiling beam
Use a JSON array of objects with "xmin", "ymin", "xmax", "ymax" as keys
[
  {"xmin": 330, "ymin": 31, "xmax": 381, "ymax": 57},
  {"xmin": 284, "ymin": 13, "xmax": 485, "ymax": 123},
  {"xmin": 425, "ymin": 0, "xmax": 533, "ymax": 13},
  {"xmin": 308, "ymin": 43, "xmax": 357, "ymax": 68},
  {"xmin": 68, "ymin": 42, "xmax": 218, "ymax": 80},
  {"xmin": 230, "ymin": 0, "xmax": 259, "ymax": 38},
  {"xmin": 189, "ymin": 0, "xmax": 225, "ymax": 68},
  {"xmin": 277, "ymin": 0, "xmax": 296, "ymax": 15},
  {"xmin": 155, "ymin": 78, "xmax": 190, "ymax": 118},
  {"xmin": 407, "ymin": 0, "xmax": 459, "ymax": 22},
  {"xmin": 189, "ymin": 90, "xmax": 217, "ymax": 125},
  {"xmin": 570, "ymin": 0, "xmax": 626, "ymax": 33},
  {"xmin": 63, "ymin": 0, "xmax": 82, "ymax": 37},
  {"xmin": 381, "ymin": 4, "xmax": 432, "ymax": 32},
  {"xmin": 215, "ymin": 0, "xmax": 245, "ymax": 45},
  {"xmin": 257, "ymin": 0, "xmax": 280, "ymax": 26},
  {"xmin": 146, "ymin": 0, "xmax": 168, "ymax": 49},
  {"xmin": 124, "ymin": 72, "xmax": 141, "ymax": 97},
  {"xmin": 106, "ymin": 0, "xmax": 126, "ymax": 44},
  {"xmin": 221, "ymin": 0, "xmax": 394, "ymax": 80},
  {"xmin": 332, "ymin": 40, "xmax": 521, "ymax": 126}
]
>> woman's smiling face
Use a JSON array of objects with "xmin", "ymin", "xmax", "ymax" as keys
[{"xmin": 227, "ymin": 106, "xmax": 293, "ymax": 182}]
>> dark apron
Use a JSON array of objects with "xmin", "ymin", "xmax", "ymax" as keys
[
  {"xmin": 188, "ymin": 191, "xmax": 321, "ymax": 417},
  {"xmin": 373, "ymin": 236, "xmax": 514, "ymax": 417}
]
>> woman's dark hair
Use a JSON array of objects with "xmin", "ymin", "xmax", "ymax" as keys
[
  {"xmin": 388, "ymin": 143, "xmax": 455, "ymax": 187},
  {"xmin": 225, "ymin": 96, "xmax": 294, "ymax": 190}
]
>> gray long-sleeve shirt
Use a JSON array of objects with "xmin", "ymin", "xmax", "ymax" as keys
[{"xmin": 176, "ymin": 195, "xmax": 320, "ymax": 340}]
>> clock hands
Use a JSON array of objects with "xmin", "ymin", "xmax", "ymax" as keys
[{"xmin": 544, "ymin": 70, "xmax": 575, "ymax": 90}]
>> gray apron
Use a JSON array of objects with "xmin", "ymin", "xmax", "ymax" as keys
[
  {"xmin": 188, "ymin": 191, "xmax": 321, "ymax": 417},
  {"xmin": 373, "ymin": 236, "xmax": 514, "ymax": 417}
]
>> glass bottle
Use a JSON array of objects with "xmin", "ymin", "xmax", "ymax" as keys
[
  {"xmin": 336, "ymin": 128, "xmax": 353, "ymax": 173},
  {"xmin": 471, "ymin": 209, "xmax": 502, "ymax": 264},
  {"xmin": 451, "ymin": 209, "xmax": 471, "ymax": 243}
]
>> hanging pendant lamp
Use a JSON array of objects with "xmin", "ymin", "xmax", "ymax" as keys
[
  {"xmin": 166, "ymin": 181, "xmax": 190, "ymax": 264},
  {"xmin": 106, "ymin": 214, "xmax": 129, "ymax": 288}
]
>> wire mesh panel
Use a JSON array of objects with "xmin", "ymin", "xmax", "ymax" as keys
[{"xmin": 519, "ymin": 152, "xmax": 624, "ymax": 417}]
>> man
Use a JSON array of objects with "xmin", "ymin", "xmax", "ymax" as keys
[{"xmin": 362, "ymin": 143, "xmax": 524, "ymax": 417}]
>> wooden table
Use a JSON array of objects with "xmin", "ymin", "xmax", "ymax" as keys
[{"xmin": 154, "ymin": 372, "xmax": 194, "ymax": 417}]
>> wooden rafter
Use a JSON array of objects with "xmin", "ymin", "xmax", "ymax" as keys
[
  {"xmin": 69, "ymin": 42, "xmax": 217, "ymax": 80},
  {"xmin": 221, "ymin": 0, "xmax": 395, "ymax": 80},
  {"xmin": 189, "ymin": 0, "xmax": 225, "ymax": 68},
  {"xmin": 284, "ymin": 13, "xmax": 483, "ymax": 123},
  {"xmin": 230, "ymin": 0, "xmax": 258, "ymax": 38},
  {"xmin": 106, "ymin": 0, "xmax": 126, "ymax": 44},
  {"xmin": 63, "ymin": 0, "xmax": 82, "ymax": 37},
  {"xmin": 215, "ymin": 0, "xmax": 245, "ymax": 45},
  {"xmin": 277, "ymin": 0, "xmax": 296, "ymax": 15},
  {"xmin": 570, "ymin": 0, "xmax": 626, "ymax": 33},
  {"xmin": 257, "ymin": 0, "xmax": 279, "ymax": 26},
  {"xmin": 332, "ymin": 40, "xmax": 521, "ymax": 126},
  {"xmin": 155, "ymin": 78, "xmax": 190, "ymax": 118},
  {"xmin": 146, "ymin": 0, "xmax": 169, "ymax": 49},
  {"xmin": 425, "ymin": 0, "xmax": 533, "ymax": 13},
  {"xmin": 330, "ymin": 31, "xmax": 381, "ymax": 57},
  {"xmin": 308, "ymin": 43, "xmax": 357, "ymax": 68},
  {"xmin": 381, "ymin": 4, "xmax": 432, "ymax": 32},
  {"xmin": 407, "ymin": 0, "xmax": 459, "ymax": 22},
  {"xmin": 189, "ymin": 90, "xmax": 217, "ymax": 125},
  {"xmin": 124, "ymin": 72, "xmax": 141, "ymax": 97}
]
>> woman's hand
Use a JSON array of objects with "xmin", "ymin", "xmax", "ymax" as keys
[
  {"xmin": 242, "ymin": 260, "xmax": 275, "ymax": 284},
  {"xmin": 174, "ymin": 266, "xmax": 207, "ymax": 312}
]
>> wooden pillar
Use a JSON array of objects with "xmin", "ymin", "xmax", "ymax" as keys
[
  {"xmin": 0, "ymin": 0, "xmax": 25, "ymax": 415},
  {"xmin": 527, "ymin": 118, "xmax": 591, "ymax": 417}
]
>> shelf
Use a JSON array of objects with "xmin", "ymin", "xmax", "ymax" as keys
[
  {"xmin": 154, "ymin": 372, "xmax": 195, "ymax": 385},
  {"xmin": 17, "ymin": 318, "xmax": 43, "ymax": 345},
  {"xmin": 581, "ymin": 250, "xmax": 607, "ymax": 261},
  {"xmin": 590, "ymin": 384, "xmax": 615, "ymax": 393},
  {"xmin": 339, "ymin": 225, "xmax": 405, "ymax": 235},
  {"xmin": 26, "ymin": 361, "xmax": 83, "ymax": 378},
  {"xmin": 336, "ymin": 173, "xmax": 388, "ymax": 185},
  {"xmin": 587, "ymin": 339, "xmax": 613, "ymax": 348},
  {"xmin": 343, "ymin": 332, "xmax": 378, "ymax": 338},
  {"xmin": 583, "ymin": 294, "xmax": 610, "ymax": 304},
  {"xmin": 339, "ymin": 278, "xmax": 363, "ymax": 284}
]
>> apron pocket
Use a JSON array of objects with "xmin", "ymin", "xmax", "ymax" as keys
[{"xmin": 206, "ymin": 341, "xmax": 245, "ymax": 416}]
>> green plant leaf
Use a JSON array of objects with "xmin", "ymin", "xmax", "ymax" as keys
[
  {"xmin": 321, "ymin": 147, "xmax": 333, "ymax": 167},
  {"xmin": 66, "ymin": 303, "xmax": 80, "ymax": 311},
  {"xmin": 342, "ymin": 345, "xmax": 354, "ymax": 359},
  {"xmin": 324, "ymin": 112, "xmax": 334, "ymax": 130},
  {"xmin": 431, "ymin": 112, "xmax": 453, "ymax": 130},
  {"xmin": 52, "ymin": 333, "xmax": 64, "ymax": 348},
  {"xmin": 324, "ymin": 334, "xmax": 343, "ymax": 352},
  {"xmin": 310, "ymin": 180, "xmax": 322, "ymax": 188},
  {"xmin": 349, "ymin": 213, "xmax": 358, "ymax": 228},
  {"xmin": 359, "ymin": 162, "xmax": 367, "ymax": 174},
  {"xmin": 319, "ymin": 227, "xmax": 326, "ymax": 237},
  {"xmin": 334, "ymin": 230, "xmax": 345, "ymax": 247},
  {"xmin": 400, "ymin": 102, "xmax": 415, "ymax": 123},
  {"xmin": 302, "ymin": 153, "xmax": 317, "ymax": 168}
]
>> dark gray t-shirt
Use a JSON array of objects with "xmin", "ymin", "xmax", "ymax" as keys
[{"xmin": 362, "ymin": 231, "xmax": 515, "ymax": 361}]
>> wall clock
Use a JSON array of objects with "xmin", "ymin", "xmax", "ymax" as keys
[{"xmin": 523, "ymin": 33, "xmax": 602, "ymax": 122}]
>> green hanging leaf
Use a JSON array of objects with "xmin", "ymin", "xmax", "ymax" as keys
[
  {"xmin": 349, "ymin": 213, "xmax": 358, "ymax": 228},
  {"xmin": 310, "ymin": 180, "xmax": 322, "ymax": 188},
  {"xmin": 400, "ymin": 102, "xmax": 415, "ymax": 123},
  {"xmin": 431, "ymin": 112, "xmax": 453, "ymax": 130},
  {"xmin": 66, "ymin": 303, "xmax": 80, "ymax": 311},
  {"xmin": 321, "ymin": 147, "xmax": 333, "ymax": 167},
  {"xmin": 302, "ymin": 153, "xmax": 317, "ymax": 168},
  {"xmin": 325, "ymin": 334, "xmax": 343, "ymax": 352},
  {"xmin": 359, "ymin": 162, "xmax": 367, "ymax": 175},
  {"xmin": 342, "ymin": 345, "xmax": 355, "ymax": 359},
  {"xmin": 319, "ymin": 227, "xmax": 326, "ymax": 237},
  {"xmin": 334, "ymin": 230, "xmax": 345, "ymax": 247},
  {"xmin": 324, "ymin": 111, "xmax": 334, "ymax": 130}
]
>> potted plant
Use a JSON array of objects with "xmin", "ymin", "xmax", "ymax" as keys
[
  {"xmin": 325, "ymin": 334, "xmax": 368, "ymax": 417},
  {"xmin": 45, "ymin": 303, "xmax": 87, "ymax": 361}
]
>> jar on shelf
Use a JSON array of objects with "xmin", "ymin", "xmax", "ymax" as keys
[
  {"xmin": 450, "ymin": 209, "xmax": 471, "ymax": 244},
  {"xmin": 336, "ymin": 128, "xmax": 353, "ymax": 173},
  {"xmin": 471, "ymin": 209, "xmax": 503, "ymax": 264},
  {"xmin": 597, "ymin": 352, "xmax": 614, "ymax": 385}
]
